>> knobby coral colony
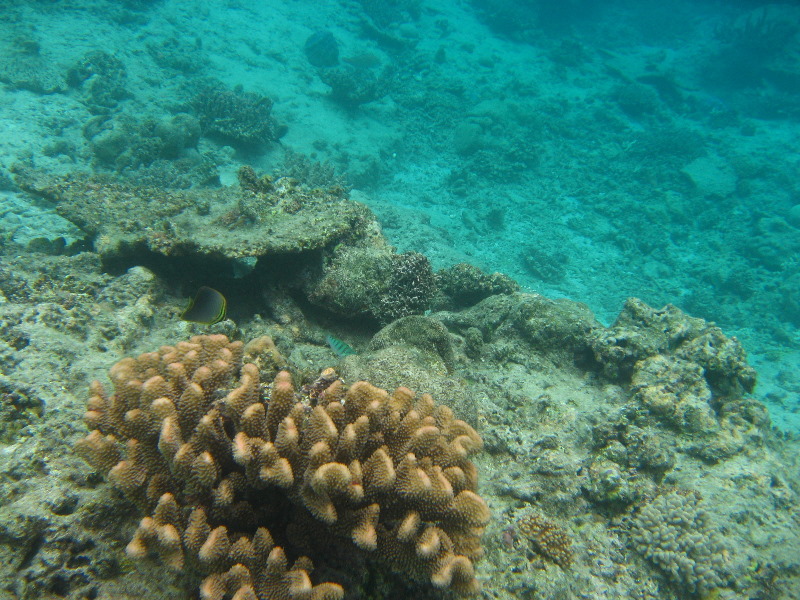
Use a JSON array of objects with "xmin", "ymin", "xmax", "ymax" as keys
[{"xmin": 75, "ymin": 335, "xmax": 489, "ymax": 599}]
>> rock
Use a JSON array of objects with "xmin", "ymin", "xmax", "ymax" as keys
[
  {"xmin": 681, "ymin": 155, "xmax": 737, "ymax": 198},
  {"xmin": 304, "ymin": 30, "xmax": 339, "ymax": 68}
]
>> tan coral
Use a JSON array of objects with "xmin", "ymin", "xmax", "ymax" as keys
[
  {"xmin": 243, "ymin": 335, "xmax": 288, "ymax": 373},
  {"xmin": 76, "ymin": 335, "xmax": 488, "ymax": 598},
  {"xmin": 518, "ymin": 513, "xmax": 574, "ymax": 568}
]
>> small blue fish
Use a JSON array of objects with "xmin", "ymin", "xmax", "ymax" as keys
[{"xmin": 326, "ymin": 335, "xmax": 356, "ymax": 357}]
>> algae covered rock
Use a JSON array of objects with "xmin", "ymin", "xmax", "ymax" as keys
[
  {"xmin": 590, "ymin": 298, "xmax": 765, "ymax": 461},
  {"xmin": 0, "ymin": 379, "xmax": 44, "ymax": 443},
  {"xmin": 339, "ymin": 342, "xmax": 469, "ymax": 412},
  {"xmin": 304, "ymin": 30, "xmax": 339, "ymax": 68},
  {"xmin": 676, "ymin": 328, "xmax": 757, "ymax": 397},
  {"xmin": 433, "ymin": 262, "xmax": 519, "ymax": 310},
  {"xmin": 436, "ymin": 293, "xmax": 598, "ymax": 365},
  {"xmin": 589, "ymin": 298, "xmax": 757, "ymax": 396},
  {"xmin": 319, "ymin": 64, "xmax": 386, "ymax": 107},
  {"xmin": 632, "ymin": 355, "xmax": 719, "ymax": 434},
  {"xmin": 66, "ymin": 50, "xmax": 128, "ymax": 110},
  {"xmin": 13, "ymin": 166, "xmax": 374, "ymax": 262},
  {"xmin": 0, "ymin": 39, "xmax": 66, "ymax": 94},
  {"xmin": 191, "ymin": 82, "xmax": 285, "ymax": 147},
  {"xmin": 369, "ymin": 315, "xmax": 455, "ymax": 373},
  {"xmin": 681, "ymin": 154, "xmax": 737, "ymax": 198},
  {"xmin": 307, "ymin": 244, "xmax": 436, "ymax": 324},
  {"xmin": 583, "ymin": 457, "xmax": 649, "ymax": 507},
  {"xmin": 84, "ymin": 113, "xmax": 201, "ymax": 170}
]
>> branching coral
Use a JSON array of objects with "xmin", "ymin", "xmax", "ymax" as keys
[
  {"xmin": 76, "ymin": 334, "xmax": 489, "ymax": 598},
  {"xmin": 379, "ymin": 252, "xmax": 436, "ymax": 323}
]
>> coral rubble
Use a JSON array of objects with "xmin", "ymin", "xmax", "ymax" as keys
[{"xmin": 76, "ymin": 334, "xmax": 489, "ymax": 598}]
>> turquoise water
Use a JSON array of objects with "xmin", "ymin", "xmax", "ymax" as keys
[
  {"xmin": 1, "ymin": 1, "xmax": 799, "ymax": 599},
  {"xmin": 3, "ymin": 0, "xmax": 797, "ymax": 428}
]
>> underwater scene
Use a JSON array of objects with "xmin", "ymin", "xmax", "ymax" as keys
[{"xmin": 0, "ymin": 0, "xmax": 799, "ymax": 598}]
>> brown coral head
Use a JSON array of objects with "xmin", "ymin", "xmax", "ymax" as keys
[
  {"xmin": 518, "ymin": 513, "xmax": 574, "ymax": 568},
  {"xmin": 76, "ymin": 335, "xmax": 488, "ymax": 598}
]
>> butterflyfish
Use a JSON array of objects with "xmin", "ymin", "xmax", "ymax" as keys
[{"xmin": 181, "ymin": 286, "xmax": 227, "ymax": 325}]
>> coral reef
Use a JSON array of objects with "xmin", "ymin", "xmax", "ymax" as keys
[
  {"xmin": 76, "ymin": 335, "xmax": 489, "ymax": 598},
  {"xmin": 2, "ymin": 254, "xmax": 798, "ymax": 599},
  {"xmin": 629, "ymin": 489, "xmax": 729, "ymax": 596},
  {"xmin": 3, "ymin": 2, "xmax": 800, "ymax": 597}
]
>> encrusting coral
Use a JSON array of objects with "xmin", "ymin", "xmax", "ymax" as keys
[
  {"xmin": 75, "ymin": 334, "xmax": 489, "ymax": 598},
  {"xmin": 629, "ymin": 489, "xmax": 729, "ymax": 595},
  {"xmin": 517, "ymin": 513, "xmax": 573, "ymax": 569}
]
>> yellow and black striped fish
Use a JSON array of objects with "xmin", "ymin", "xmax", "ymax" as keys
[{"xmin": 181, "ymin": 286, "xmax": 227, "ymax": 325}]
